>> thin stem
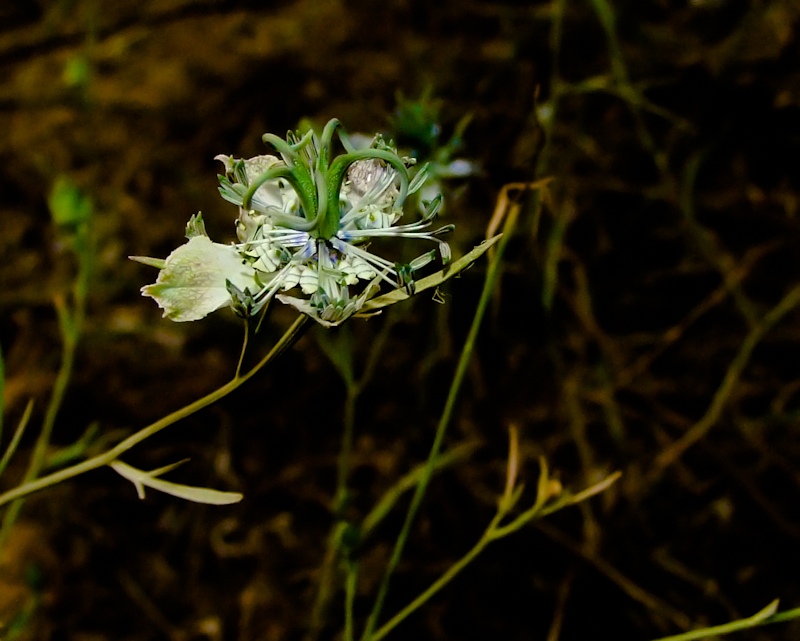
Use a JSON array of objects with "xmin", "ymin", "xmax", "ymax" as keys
[
  {"xmin": 647, "ymin": 600, "xmax": 784, "ymax": 641},
  {"xmin": 369, "ymin": 515, "xmax": 503, "ymax": 641},
  {"xmin": 370, "ymin": 461, "xmax": 622, "ymax": 638},
  {"xmin": 308, "ymin": 315, "xmax": 396, "ymax": 640},
  {"xmin": 0, "ymin": 262, "xmax": 88, "ymax": 548},
  {"xmin": 304, "ymin": 385, "xmax": 357, "ymax": 640},
  {"xmin": 0, "ymin": 400, "xmax": 34, "ymax": 479},
  {"xmin": 0, "ymin": 315, "xmax": 311, "ymax": 510},
  {"xmin": 359, "ymin": 441, "xmax": 480, "ymax": 543},
  {"xmin": 305, "ymin": 522, "xmax": 347, "ymax": 641},
  {"xmin": 361, "ymin": 196, "xmax": 519, "ymax": 641},
  {"xmin": 0, "ymin": 344, "xmax": 4, "ymax": 442},
  {"xmin": 369, "ymin": 464, "xmax": 622, "ymax": 639},
  {"xmin": 337, "ymin": 387, "xmax": 358, "ymax": 509},
  {"xmin": 235, "ymin": 318, "xmax": 250, "ymax": 379},
  {"xmin": 344, "ymin": 560, "xmax": 359, "ymax": 641},
  {"xmin": 650, "ymin": 282, "xmax": 800, "ymax": 481}
]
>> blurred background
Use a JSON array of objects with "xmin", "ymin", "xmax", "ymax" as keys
[{"xmin": 2, "ymin": 0, "xmax": 800, "ymax": 639}]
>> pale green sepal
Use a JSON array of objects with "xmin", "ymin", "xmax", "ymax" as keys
[
  {"xmin": 129, "ymin": 256, "xmax": 167, "ymax": 269},
  {"xmin": 141, "ymin": 235, "xmax": 257, "ymax": 322},
  {"xmin": 407, "ymin": 162, "xmax": 431, "ymax": 194},
  {"xmin": 110, "ymin": 460, "xmax": 243, "ymax": 505},
  {"xmin": 276, "ymin": 272, "xmax": 382, "ymax": 327},
  {"xmin": 185, "ymin": 213, "xmax": 208, "ymax": 238}
]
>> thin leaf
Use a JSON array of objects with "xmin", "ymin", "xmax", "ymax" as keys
[
  {"xmin": 129, "ymin": 256, "xmax": 167, "ymax": 269},
  {"xmin": 360, "ymin": 234, "xmax": 502, "ymax": 313},
  {"xmin": 109, "ymin": 460, "xmax": 243, "ymax": 505}
]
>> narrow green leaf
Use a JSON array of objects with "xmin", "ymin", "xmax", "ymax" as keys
[
  {"xmin": 360, "ymin": 234, "xmax": 502, "ymax": 313},
  {"xmin": 129, "ymin": 256, "xmax": 167, "ymax": 269}
]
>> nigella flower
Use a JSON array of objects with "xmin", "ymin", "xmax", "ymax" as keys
[{"xmin": 132, "ymin": 119, "xmax": 453, "ymax": 327}]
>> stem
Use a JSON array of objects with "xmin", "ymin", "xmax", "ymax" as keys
[
  {"xmin": 361, "ymin": 198, "xmax": 519, "ymax": 641},
  {"xmin": 308, "ymin": 315, "xmax": 396, "ymax": 640},
  {"xmin": 0, "ymin": 315, "xmax": 311, "ymax": 510},
  {"xmin": 0, "ymin": 400, "xmax": 34, "ymax": 479},
  {"xmin": 344, "ymin": 560, "xmax": 359, "ymax": 641},
  {"xmin": 235, "ymin": 318, "xmax": 250, "ymax": 378},
  {"xmin": 370, "ymin": 514, "xmax": 503, "ymax": 641},
  {"xmin": 305, "ymin": 385, "xmax": 357, "ymax": 641},
  {"xmin": 337, "ymin": 388, "xmax": 358, "ymax": 508},
  {"xmin": 0, "ymin": 344, "xmax": 4, "ymax": 442},
  {"xmin": 0, "ymin": 245, "xmax": 90, "ymax": 547},
  {"xmin": 647, "ymin": 600, "xmax": 784, "ymax": 641}
]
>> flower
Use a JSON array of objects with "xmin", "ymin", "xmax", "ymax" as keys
[{"xmin": 133, "ymin": 119, "xmax": 453, "ymax": 327}]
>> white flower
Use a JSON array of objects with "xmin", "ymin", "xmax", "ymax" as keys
[{"xmin": 136, "ymin": 120, "xmax": 454, "ymax": 327}]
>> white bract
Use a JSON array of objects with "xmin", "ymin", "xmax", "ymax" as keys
[{"xmin": 133, "ymin": 119, "xmax": 453, "ymax": 327}]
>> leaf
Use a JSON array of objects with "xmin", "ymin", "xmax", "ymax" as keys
[
  {"xmin": 109, "ymin": 460, "xmax": 243, "ymax": 505},
  {"xmin": 140, "ymin": 235, "xmax": 257, "ymax": 322},
  {"xmin": 129, "ymin": 256, "xmax": 167, "ymax": 269},
  {"xmin": 360, "ymin": 234, "xmax": 502, "ymax": 313}
]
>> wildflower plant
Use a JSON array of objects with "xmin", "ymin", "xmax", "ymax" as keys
[
  {"xmin": 135, "ymin": 119, "xmax": 454, "ymax": 327},
  {"xmin": 0, "ymin": 119, "xmax": 633, "ymax": 641}
]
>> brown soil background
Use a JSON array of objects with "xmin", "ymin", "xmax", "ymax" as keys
[{"xmin": 2, "ymin": 1, "xmax": 800, "ymax": 640}]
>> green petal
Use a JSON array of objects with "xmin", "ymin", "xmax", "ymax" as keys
[{"xmin": 142, "ymin": 235, "xmax": 256, "ymax": 322}]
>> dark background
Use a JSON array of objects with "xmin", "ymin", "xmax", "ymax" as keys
[{"xmin": 2, "ymin": 0, "xmax": 800, "ymax": 639}]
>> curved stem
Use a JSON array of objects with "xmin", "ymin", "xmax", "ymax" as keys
[
  {"xmin": 235, "ymin": 318, "xmax": 250, "ymax": 379},
  {"xmin": 0, "ymin": 235, "xmax": 91, "ymax": 548},
  {"xmin": 0, "ymin": 315, "xmax": 311, "ymax": 509},
  {"xmin": 370, "ymin": 515, "xmax": 503, "ymax": 641},
  {"xmin": 360, "ymin": 191, "xmax": 518, "ymax": 641}
]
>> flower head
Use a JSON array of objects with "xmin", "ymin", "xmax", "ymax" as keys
[{"xmin": 133, "ymin": 119, "xmax": 453, "ymax": 327}]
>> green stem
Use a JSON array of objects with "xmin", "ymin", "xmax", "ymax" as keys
[
  {"xmin": 337, "ymin": 387, "xmax": 358, "ymax": 507},
  {"xmin": 308, "ymin": 314, "xmax": 396, "ymax": 640},
  {"xmin": 361, "ymin": 200, "xmax": 517, "ymax": 641},
  {"xmin": 0, "ymin": 245, "xmax": 89, "ymax": 547},
  {"xmin": 359, "ymin": 441, "xmax": 480, "ymax": 543},
  {"xmin": 369, "ymin": 514, "xmax": 502, "ymax": 641},
  {"xmin": 0, "ymin": 315, "xmax": 310, "ymax": 510},
  {"xmin": 305, "ymin": 522, "xmax": 347, "ymax": 641},
  {"xmin": 0, "ymin": 344, "xmax": 4, "ymax": 442},
  {"xmin": 647, "ymin": 600, "xmax": 793, "ymax": 641},
  {"xmin": 235, "ymin": 319, "xmax": 250, "ymax": 379},
  {"xmin": 344, "ymin": 560, "xmax": 359, "ymax": 641},
  {"xmin": 305, "ymin": 385, "xmax": 357, "ymax": 641},
  {"xmin": 0, "ymin": 400, "xmax": 34, "ymax": 479}
]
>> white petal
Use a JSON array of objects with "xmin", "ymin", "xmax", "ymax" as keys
[{"xmin": 141, "ymin": 236, "xmax": 256, "ymax": 322}]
